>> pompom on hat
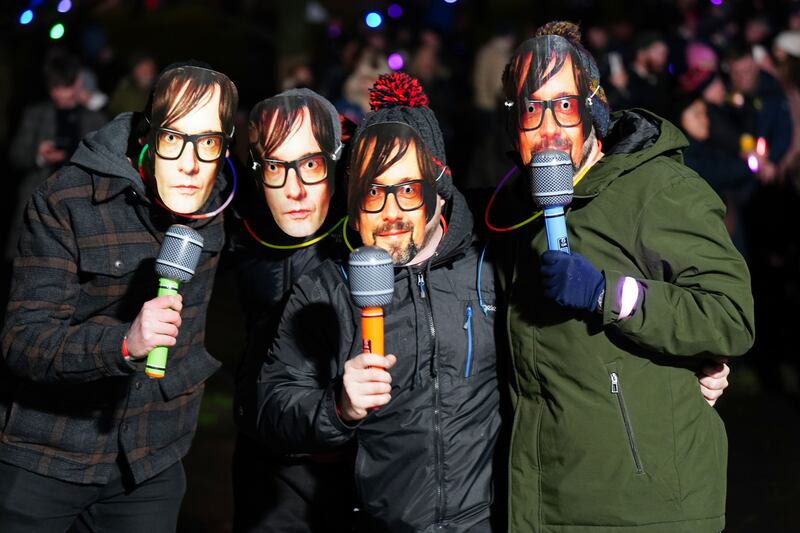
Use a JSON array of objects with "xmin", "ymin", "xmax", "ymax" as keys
[{"xmin": 352, "ymin": 72, "xmax": 453, "ymax": 199}]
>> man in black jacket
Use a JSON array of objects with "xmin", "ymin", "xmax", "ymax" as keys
[
  {"xmin": 231, "ymin": 88, "xmax": 355, "ymax": 533},
  {"xmin": 0, "ymin": 62, "xmax": 237, "ymax": 532},
  {"xmin": 258, "ymin": 73, "xmax": 501, "ymax": 532}
]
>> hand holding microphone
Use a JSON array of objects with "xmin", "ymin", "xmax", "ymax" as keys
[
  {"xmin": 540, "ymin": 251, "xmax": 604, "ymax": 312},
  {"xmin": 530, "ymin": 150, "xmax": 604, "ymax": 311},
  {"xmin": 339, "ymin": 353, "xmax": 397, "ymax": 422},
  {"xmin": 129, "ymin": 225, "xmax": 204, "ymax": 378},
  {"xmin": 125, "ymin": 294, "xmax": 183, "ymax": 359},
  {"xmin": 339, "ymin": 246, "xmax": 395, "ymax": 422}
]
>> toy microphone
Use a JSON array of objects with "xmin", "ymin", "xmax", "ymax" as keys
[
  {"xmin": 530, "ymin": 150, "xmax": 574, "ymax": 252},
  {"xmin": 145, "ymin": 224, "xmax": 204, "ymax": 378},
  {"xmin": 348, "ymin": 246, "xmax": 394, "ymax": 355}
]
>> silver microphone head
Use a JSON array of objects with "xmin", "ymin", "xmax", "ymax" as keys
[
  {"xmin": 529, "ymin": 150, "xmax": 574, "ymax": 208},
  {"xmin": 348, "ymin": 246, "xmax": 394, "ymax": 309},
  {"xmin": 154, "ymin": 224, "xmax": 204, "ymax": 282}
]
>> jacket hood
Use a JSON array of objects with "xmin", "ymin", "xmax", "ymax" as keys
[
  {"xmin": 575, "ymin": 109, "xmax": 689, "ymax": 198},
  {"xmin": 434, "ymin": 185, "xmax": 473, "ymax": 263},
  {"xmin": 68, "ymin": 112, "xmax": 230, "ymax": 215},
  {"xmin": 69, "ymin": 112, "xmax": 146, "ymax": 196}
]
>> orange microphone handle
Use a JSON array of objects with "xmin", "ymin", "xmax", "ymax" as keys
[{"xmin": 360, "ymin": 307, "xmax": 384, "ymax": 356}]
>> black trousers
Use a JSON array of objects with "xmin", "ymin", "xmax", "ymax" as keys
[
  {"xmin": 231, "ymin": 433, "xmax": 355, "ymax": 533},
  {"xmin": 0, "ymin": 459, "xmax": 185, "ymax": 533}
]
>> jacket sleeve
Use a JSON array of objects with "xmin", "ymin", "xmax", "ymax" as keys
[
  {"xmin": 256, "ymin": 275, "xmax": 357, "ymax": 453},
  {"xmin": 1, "ymin": 185, "xmax": 137, "ymax": 383},
  {"xmin": 601, "ymin": 173, "xmax": 755, "ymax": 358}
]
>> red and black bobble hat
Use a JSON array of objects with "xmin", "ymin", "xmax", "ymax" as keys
[{"xmin": 354, "ymin": 72, "xmax": 453, "ymax": 200}]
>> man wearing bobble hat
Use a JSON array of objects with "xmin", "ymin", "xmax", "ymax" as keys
[
  {"xmin": 257, "ymin": 72, "xmax": 503, "ymax": 531},
  {"xmin": 499, "ymin": 21, "xmax": 754, "ymax": 532}
]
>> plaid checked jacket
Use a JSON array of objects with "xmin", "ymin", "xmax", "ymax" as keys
[{"xmin": 0, "ymin": 114, "xmax": 224, "ymax": 484}]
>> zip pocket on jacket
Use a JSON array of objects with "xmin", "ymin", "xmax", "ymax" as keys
[
  {"xmin": 610, "ymin": 372, "xmax": 644, "ymax": 474},
  {"xmin": 463, "ymin": 304, "xmax": 474, "ymax": 377}
]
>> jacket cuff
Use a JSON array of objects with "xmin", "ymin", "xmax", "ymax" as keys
[
  {"xmin": 98, "ymin": 323, "xmax": 140, "ymax": 376},
  {"xmin": 323, "ymin": 381, "xmax": 362, "ymax": 436}
]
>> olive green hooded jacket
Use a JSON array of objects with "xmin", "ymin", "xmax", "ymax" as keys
[{"xmin": 503, "ymin": 109, "xmax": 755, "ymax": 533}]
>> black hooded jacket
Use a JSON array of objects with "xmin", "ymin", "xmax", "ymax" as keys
[{"xmin": 257, "ymin": 188, "xmax": 501, "ymax": 532}]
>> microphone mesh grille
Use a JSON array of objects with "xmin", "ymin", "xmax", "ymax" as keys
[
  {"xmin": 348, "ymin": 246, "xmax": 394, "ymax": 308},
  {"xmin": 530, "ymin": 150, "xmax": 574, "ymax": 208},
  {"xmin": 154, "ymin": 224, "xmax": 205, "ymax": 282}
]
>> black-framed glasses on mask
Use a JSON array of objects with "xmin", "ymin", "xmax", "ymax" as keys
[
  {"xmin": 361, "ymin": 179, "xmax": 430, "ymax": 213},
  {"xmin": 510, "ymin": 95, "xmax": 584, "ymax": 131},
  {"xmin": 259, "ymin": 152, "xmax": 331, "ymax": 189},
  {"xmin": 154, "ymin": 128, "xmax": 228, "ymax": 162}
]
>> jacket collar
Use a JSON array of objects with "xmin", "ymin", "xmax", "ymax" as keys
[{"xmin": 573, "ymin": 109, "xmax": 688, "ymax": 199}]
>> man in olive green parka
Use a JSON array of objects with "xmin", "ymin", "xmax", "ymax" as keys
[{"xmin": 500, "ymin": 21, "xmax": 755, "ymax": 533}]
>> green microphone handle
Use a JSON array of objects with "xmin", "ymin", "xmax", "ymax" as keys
[{"xmin": 145, "ymin": 278, "xmax": 180, "ymax": 379}]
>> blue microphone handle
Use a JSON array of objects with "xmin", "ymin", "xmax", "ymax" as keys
[{"xmin": 544, "ymin": 206, "xmax": 570, "ymax": 253}]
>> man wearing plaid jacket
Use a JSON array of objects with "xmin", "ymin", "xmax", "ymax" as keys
[{"xmin": 0, "ymin": 62, "xmax": 238, "ymax": 532}]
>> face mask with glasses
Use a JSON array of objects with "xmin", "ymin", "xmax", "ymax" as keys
[
  {"xmin": 513, "ymin": 95, "xmax": 583, "ymax": 131},
  {"xmin": 154, "ymin": 128, "xmax": 229, "ymax": 162},
  {"xmin": 361, "ymin": 179, "xmax": 433, "ymax": 213},
  {"xmin": 258, "ymin": 152, "xmax": 333, "ymax": 188}
]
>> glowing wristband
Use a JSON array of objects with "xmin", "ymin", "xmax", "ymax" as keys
[
  {"xmin": 121, "ymin": 335, "xmax": 130, "ymax": 359},
  {"xmin": 617, "ymin": 276, "xmax": 640, "ymax": 320}
]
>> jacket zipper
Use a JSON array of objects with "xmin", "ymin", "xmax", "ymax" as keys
[
  {"xmin": 463, "ymin": 304, "xmax": 473, "ymax": 378},
  {"xmin": 419, "ymin": 270, "xmax": 444, "ymax": 523},
  {"xmin": 610, "ymin": 372, "xmax": 644, "ymax": 474}
]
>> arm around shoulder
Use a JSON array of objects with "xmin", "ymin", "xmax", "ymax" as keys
[{"xmin": 256, "ymin": 273, "xmax": 358, "ymax": 453}]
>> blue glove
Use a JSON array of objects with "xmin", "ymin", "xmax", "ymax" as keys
[{"xmin": 540, "ymin": 250, "xmax": 605, "ymax": 312}]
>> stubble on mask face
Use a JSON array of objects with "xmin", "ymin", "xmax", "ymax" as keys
[
  {"xmin": 531, "ymin": 128, "xmax": 597, "ymax": 173},
  {"xmin": 531, "ymin": 135, "xmax": 573, "ymax": 155},
  {"xmin": 575, "ymin": 128, "xmax": 597, "ymax": 173},
  {"xmin": 375, "ymin": 215, "xmax": 440, "ymax": 265},
  {"xmin": 530, "ymin": 127, "xmax": 596, "ymax": 173},
  {"xmin": 373, "ymin": 220, "xmax": 416, "ymax": 264}
]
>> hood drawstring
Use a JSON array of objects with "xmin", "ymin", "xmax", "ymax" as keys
[
  {"xmin": 425, "ymin": 260, "xmax": 440, "ymax": 379},
  {"xmin": 407, "ymin": 265, "xmax": 422, "ymax": 389}
]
